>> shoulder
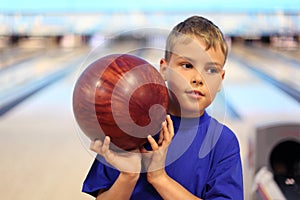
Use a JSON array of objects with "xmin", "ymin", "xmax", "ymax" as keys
[
  {"xmin": 198, "ymin": 116, "xmax": 240, "ymax": 158},
  {"xmin": 214, "ymin": 118, "xmax": 240, "ymax": 150},
  {"xmin": 209, "ymin": 116, "xmax": 239, "ymax": 144}
]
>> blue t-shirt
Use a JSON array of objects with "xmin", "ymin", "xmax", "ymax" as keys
[{"xmin": 82, "ymin": 111, "xmax": 244, "ymax": 199}]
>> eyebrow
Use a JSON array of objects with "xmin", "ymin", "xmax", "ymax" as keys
[
  {"xmin": 176, "ymin": 55, "xmax": 196, "ymax": 63},
  {"xmin": 205, "ymin": 62, "xmax": 223, "ymax": 68}
]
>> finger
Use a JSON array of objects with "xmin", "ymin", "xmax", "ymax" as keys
[
  {"xmin": 158, "ymin": 133, "xmax": 163, "ymax": 145},
  {"xmin": 90, "ymin": 139, "xmax": 103, "ymax": 152},
  {"xmin": 101, "ymin": 136, "xmax": 111, "ymax": 153},
  {"xmin": 89, "ymin": 140, "xmax": 95, "ymax": 151},
  {"xmin": 162, "ymin": 120, "xmax": 170, "ymax": 143},
  {"xmin": 166, "ymin": 115, "xmax": 174, "ymax": 139},
  {"xmin": 157, "ymin": 122, "xmax": 165, "ymax": 145},
  {"xmin": 147, "ymin": 135, "xmax": 159, "ymax": 151}
]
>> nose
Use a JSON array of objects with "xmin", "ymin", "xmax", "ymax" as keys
[{"xmin": 191, "ymin": 72, "xmax": 204, "ymax": 86}]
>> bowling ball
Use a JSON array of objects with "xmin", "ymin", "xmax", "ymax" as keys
[{"xmin": 73, "ymin": 54, "xmax": 169, "ymax": 151}]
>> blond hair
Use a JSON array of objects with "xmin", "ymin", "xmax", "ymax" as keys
[{"xmin": 165, "ymin": 16, "xmax": 228, "ymax": 63}]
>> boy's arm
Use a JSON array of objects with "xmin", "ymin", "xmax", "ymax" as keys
[
  {"xmin": 90, "ymin": 137, "xmax": 142, "ymax": 199},
  {"xmin": 148, "ymin": 171, "xmax": 202, "ymax": 200},
  {"xmin": 96, "ymin": 172, "xmax": 139, "ymax": 200}
]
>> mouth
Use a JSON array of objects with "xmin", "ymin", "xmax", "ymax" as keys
[{"xmin": 186, "ymin": 90, "xmax": 205, "ymax": 99}]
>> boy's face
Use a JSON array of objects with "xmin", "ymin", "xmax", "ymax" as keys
[{"xmin": 160, "ymin": 38, "xmax": 225, "ymax": 118}]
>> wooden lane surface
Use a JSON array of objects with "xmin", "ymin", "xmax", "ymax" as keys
[{"xmin": 0, "ymin": 72, "xmax": 94, "ymax": 199}]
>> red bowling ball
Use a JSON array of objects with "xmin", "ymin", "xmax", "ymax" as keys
[{"xmin": 73, "ymin": 54, "xmax": 168, "ymax": 151}]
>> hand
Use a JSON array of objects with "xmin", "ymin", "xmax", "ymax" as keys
[
  {"xmin": 141, "ymin": 115, "xmax": 174, "ymax": 182},
  {"xmin": 90, "ymin": 136, "xmax": 142, "ymax": 174}
]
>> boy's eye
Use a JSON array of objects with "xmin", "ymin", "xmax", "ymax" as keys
[
  {"xmin": 181, "ymin": 63, "xmax": 193, "ymax": 69},
  {"xmin": 205, "ymin": 66, "xmax": 220, "ymax": 74},
  {"xmin": 207, "ymin": 68, "xmax": 218, "ymax": 73}
]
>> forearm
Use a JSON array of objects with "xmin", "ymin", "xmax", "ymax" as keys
[
  {"xmin": 96, "ymin": 172, "xmax": 139, "ymax": 200},
  {"xmin": 149, "ymin": 172, "xmax": 202, "ymax": 200}
]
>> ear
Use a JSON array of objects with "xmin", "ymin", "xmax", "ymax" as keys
[
  {"xmin": 159, "ymin": 58, "xmax": 168, "ymax": 81},
  {"xmin": 217, "ymin": 70, "xmax": 225, "ymax": 92},
  {"xmin": 221, "ymin": 70, "xmax": 225, "ymax": 80}
]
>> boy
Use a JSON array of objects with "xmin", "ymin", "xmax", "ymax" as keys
[{"xmin": 82, "ymin": 15, "xmax": 244, "ymax": 199}]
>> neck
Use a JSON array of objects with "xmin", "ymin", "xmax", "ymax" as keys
[{"xmin": 168, "ymin": 99, "xmax": 205, "ymax": 118}]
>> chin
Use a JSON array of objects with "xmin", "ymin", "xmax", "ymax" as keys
[{"xmin": 180, "ymin": 108, "xmax": 205, "ymax": 118}]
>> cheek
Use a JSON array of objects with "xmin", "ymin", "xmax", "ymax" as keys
[
  {"xmin": 205, "ymin": 79, "xmax": 222, "ymax": 97},
  {"xmin": 166, "ymin": 68, "xmax": 189, "ymax": 90}
]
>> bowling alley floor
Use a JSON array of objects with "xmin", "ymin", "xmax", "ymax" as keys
[{"xmin": 0, "ymin": 72, "xmax": 94, "ymax": 199}]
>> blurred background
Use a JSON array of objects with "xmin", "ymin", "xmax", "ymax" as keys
[{"xmin": 0, "ymin": 0, "xmax": 299, "ymax": 199}]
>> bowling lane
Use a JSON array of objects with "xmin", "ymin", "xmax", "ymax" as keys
[
  {"xmin": 0, "ymin": 58, "xmax": 96, "ymax": 200},
  {"xmin": 223, "ymin": 54, "xmax": 300, "ymax": 121},
  {"xmin": 230, "ymin": 43, "xmax": 300, "ymax": 101},
  {"xmin": 0, "ymin": 37, "xmax": 54, "ymax": 70},
  {"xmin": 0, "ymin": 47, "xmax": 88, "ymax": 115},
  {"xmin": 0, "ymin": 46, "xmax": 43, "ymax": 70},
  {"xmin": 266, "ymin": 43, "xmax": 300, "ymax": 61},
  {"xmin": 0, "ymin": 40, "xmax": 147, "ymax": 200}
]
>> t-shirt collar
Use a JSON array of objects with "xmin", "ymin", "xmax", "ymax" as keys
[{"xmin": 170, "ymin": 111, "xmax": 210, "ymax": 130}]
